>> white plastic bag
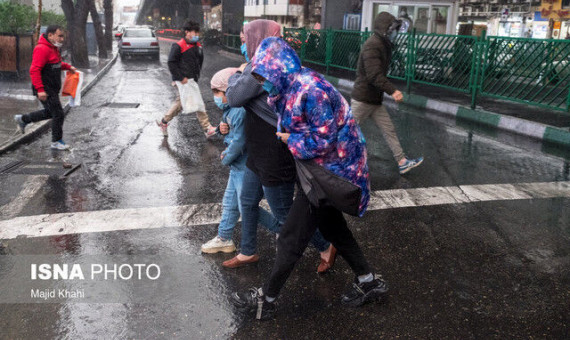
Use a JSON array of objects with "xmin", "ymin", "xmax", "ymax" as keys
[{"xmin": 176, "ymin": 79, "xmax": 206, "ymax": 114}]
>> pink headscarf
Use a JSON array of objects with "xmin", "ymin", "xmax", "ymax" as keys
[
  {"xmin": 210, "ymin": 67, "xmax": 239, "ymax": 92},
  {"xmin": 243, "ymin": 19, "xmax": 281, "ymax": 61}
]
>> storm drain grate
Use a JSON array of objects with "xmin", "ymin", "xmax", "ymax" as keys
[
  {"xmin": 0, "ymin": 161, "xmax": 81, "ymax": 177},
  {"xmin": 103, "ymin": 102, "xmax": 140, "ymax": 109}
]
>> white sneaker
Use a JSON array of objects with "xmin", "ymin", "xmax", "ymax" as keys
[
  {"xmin": 50, "ymin": 140, "xmax": 70, "ymax": 150},
  {"xmin": 201, "ymin": 236, "xmax": 236, "ymax": 254}
]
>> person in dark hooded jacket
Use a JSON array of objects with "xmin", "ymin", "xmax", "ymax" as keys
[
  {"xmin": 14, "ymin": 25, "xmax": 77, "ymax": 150},
  {"xmin": 231, "ymin": 37, "xmax": 388, "ymax": 321},
  {"xmin": 351, "ymin": 12, "xmax": 423, "ymax": 175}
]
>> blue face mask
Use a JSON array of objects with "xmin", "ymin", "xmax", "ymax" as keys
[
  {"xmin": 262, "ymin": 80, "xmax": 279, "ymax": 96},
  {"xmin": 388, "ymin": 30, "xmax": 398, "ymax": 42},
  {"xmin": 240, "ymin": 43, "xmax": 249, "ymax": 62},
  {"xmin": 189, "ymin": 35, "xmax": 200, "ymax": 43},
  {"xmin": 214, "ymin": 95, "xmax": 229, "ymax": 110}
]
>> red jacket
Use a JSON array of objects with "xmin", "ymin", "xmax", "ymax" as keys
[{"xmin": 30, "ymin": 34, "xmax": 71, "ymax": 94}]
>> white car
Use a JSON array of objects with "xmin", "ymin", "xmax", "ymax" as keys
[{"xmin": 119, "ymin": 27, "xmax": 160, "ymax": 59}]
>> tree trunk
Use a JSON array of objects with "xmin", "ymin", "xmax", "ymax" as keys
[
  {"xmin": 103, "ymin": 0, "xmax": 113, "ymax": 50},
  {"xmin": 88, "ymin": 0, "xmax": 107, "ymax": 58},
  {"xmin": 35, "ymin": 0, "xmax": 43, "ymax": 43},
  {"xmin": 61, "ymin": 0, "xmax": 90, "ymax": 68}
]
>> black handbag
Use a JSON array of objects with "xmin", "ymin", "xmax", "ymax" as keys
[{"xmin": 295, "ymin": 158, "xmax": 362, "ymax": 216}]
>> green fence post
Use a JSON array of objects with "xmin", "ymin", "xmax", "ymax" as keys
[
  {"xmin": 326, "ymin": 28, "xmax": 333, "ymax": 75},
  {"xmin": 566, "ymin": 86, "xmax": 570, "ymax": 113},
  {"xmin": 406, "ymin": 28, "xmax": 416, "ymax": 95},
  {"xmin": 300, "ymin": 28, "xmax": 307, "ymax": 62},
  {"xmin": 471, "ymin": 30, "xmax": 486, "ymax": 110},
  {"xmin": 361, "ymin": 27, "xmax": 368, "ymax": 46}
]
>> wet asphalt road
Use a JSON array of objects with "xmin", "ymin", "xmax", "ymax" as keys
[{"xmin": 0, "ymin": 41, "xmax": 569, "ymax": 339}]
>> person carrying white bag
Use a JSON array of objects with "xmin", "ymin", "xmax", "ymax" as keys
[
  {"xmin": 175, "ymin": 78, "xmax": 205, "ymax": 114},
  {"xmin": 156, "ymin": 20, "xmax": 216, "ymax": 138}
]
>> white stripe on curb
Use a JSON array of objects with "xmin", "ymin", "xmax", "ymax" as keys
[
  {"xmin": 426, "ymin": 99, "xmax": 459, "ymax": 116},
  {"xmin": 498, "ymin": 116, "xmax": 546, "ymax": 140},
  {"xmin": 0, "ymin": 181, "xmax": 568, "ymax": 240}
]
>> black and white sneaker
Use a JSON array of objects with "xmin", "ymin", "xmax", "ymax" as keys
[
  {"xmin": 341, "ymin": 274, "xmax": 388, "ymax": 307},
  {"xmin": 231, "ymin": 287, "xmax": 276, "ymax": 320}
]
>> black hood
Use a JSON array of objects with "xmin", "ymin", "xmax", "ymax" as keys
[{"xmin": 373, "ymin": 11, "xmax": 397, "ymax": 37}]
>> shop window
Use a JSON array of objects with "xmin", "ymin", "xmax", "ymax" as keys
[
  {"xmin": 431, "ymin": 6, "xmax": 448, "ymax": 34},
  {"xmin": 372, "ymin": 4, "xmax": 392, "ymax": 18},
  {"xmin": 397, "ymin": 6, "xmax": 429, "ymax": 33},
  {"xmin": 563, "ymin": 0, "xmax": 570, "ymax": 9}
]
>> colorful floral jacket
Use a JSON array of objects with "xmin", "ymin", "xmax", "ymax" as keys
[{"xmin": 252, "ymin": 37, "xmax": 370, "ymax": 216}]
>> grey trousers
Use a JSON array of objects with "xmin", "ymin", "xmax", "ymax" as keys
[
  {"xmin": 163, "ymin": 94, "xmax": 211, "ymax": 131},
  {"xmin": 351, "ymin": 99, "xmax": 405, "ymax": 162}
]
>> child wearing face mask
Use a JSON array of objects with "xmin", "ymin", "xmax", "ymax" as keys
[
  {"xmin": 201, "ymin": 68, "xmax": 280, "ymax": 254},
  {"xmin": 156, "ymin": 20, "xmax": 216, "ymax": 138}
]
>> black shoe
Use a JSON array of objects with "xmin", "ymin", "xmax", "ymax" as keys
[
  {"xmin": 231, "ymin": 287, "xmax": 276, "ymax": 320},
  {"xmin": 341, "ymin": 274, "xmax": 388, "ymax": 307}
]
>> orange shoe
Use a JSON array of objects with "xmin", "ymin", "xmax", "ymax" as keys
[
  {"xmin": 222, "ymin": 254, "xmax": 259, "ymax": 268},
  {"xmin": 317, "ymin": 245, "xmax": 337, "ymax": 274}
]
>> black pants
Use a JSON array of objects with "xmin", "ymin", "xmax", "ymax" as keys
[
  {"xmin": 263, "ymin": 189, "xmax": 372, "ymax": 298},
  {"xmin": 22, "ymin": 95, "xmax": 65, "ymax": 142}
]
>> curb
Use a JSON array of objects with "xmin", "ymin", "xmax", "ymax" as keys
[
  {"xmin": 0, "ymin": 53, "xmax": 119, "ymax": 156},
  {"xmin": 324, "ymin": 75, "xmax": 570, "ymax": 148}
]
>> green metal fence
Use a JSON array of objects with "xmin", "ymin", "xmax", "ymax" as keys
[
  {"xmin": 479, "ymin": 36, "xmax": 570, "ymax": 112},
  {"xmin": 412, "ymin": 33, "xmax": 477, "ymax": 93},
  {"xmin": 223, "ymin": 28, "xmax": 570, "ymax": 113}
]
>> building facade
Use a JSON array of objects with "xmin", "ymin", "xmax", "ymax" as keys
[
  {"xmin": 458, "ymin": 0, "xmax": 542, "ymax": 38},
  {"xmin": 244, "ymin": 0, "xmax": 305, "ymax": 28},
  {"xmin": 361, "ymin": 0, "xmax": 460, "ymax": 34},
  {"xmin": 539, "ymin": 0, "xmax": 570, "ymax": 39}
]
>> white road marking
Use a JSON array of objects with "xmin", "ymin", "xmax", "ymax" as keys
[
  {"xmin": 0, "ymin": 181, "xmax": 568, "ymax": 240},
  {"xmin": 0, "ymin": 175, "xmax": 49, "ymax": 220}
]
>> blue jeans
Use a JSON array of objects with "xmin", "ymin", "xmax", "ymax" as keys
[
  {"xmin": 239, "ymin": 167, "xmax": 330, "ymax": 256},
  {"xmin": 218, "ymin": 168, "xmax": 280, "ymax": 240}
]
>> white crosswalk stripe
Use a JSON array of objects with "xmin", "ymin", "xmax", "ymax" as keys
[{"xmin": 0, "ymin": 181, "xmax": 568, "ymax": 240}]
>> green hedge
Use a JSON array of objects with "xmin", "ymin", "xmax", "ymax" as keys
[{"xmin": 0, "ymin": 2, "xmax": 66, "ymax": 34}]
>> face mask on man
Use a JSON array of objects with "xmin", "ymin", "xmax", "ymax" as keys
[
  {"xmin": 188, "ymin": 35, "xmax": 200, "ymax": 43},
  {"xmin": 262, "ymin": 80, "xmax": 279, "ymax": 96},
  {"xmin": 214, "ymin": 96, "xmax": 229, "ymax": 110},
  {"xmin": 240, "ymin": 43, "xmax": 249, "ymax": 62},
  {"xmin": 386, "ymin": 19, "xmax": 402, "ymax": 42},
  {"xmin": 53, "ymin": 42, "xmax": 63, "ymax": 48}
]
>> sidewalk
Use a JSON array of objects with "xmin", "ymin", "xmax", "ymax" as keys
[
  {"xmin": 324, "ymin": 75, "xmax": 570, "ymax": 147},
  {"xmin": 0, "ymin": 53, "xmax": 118, "ymax": 155}
]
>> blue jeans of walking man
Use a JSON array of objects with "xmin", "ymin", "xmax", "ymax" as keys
[
  {"xmin": 239, "ymin": 167, "xmax": 330, "ymax": 256},
  {"xmin": 218, "ymin": 168, "xmax": 280, "ymax": 240}
]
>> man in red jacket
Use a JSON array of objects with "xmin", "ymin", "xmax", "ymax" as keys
[{"xmin": 14, "ymin": 25, "xmax": 76, "ymax": 150}]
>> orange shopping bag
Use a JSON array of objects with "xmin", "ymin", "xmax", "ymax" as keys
[{"xmin": 62, "ymin": 71, "xmax": 80, "ymax": 97}]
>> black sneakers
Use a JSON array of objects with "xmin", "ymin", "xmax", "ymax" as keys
[
  {"xmin": 231, "ymin": 287, "xmax": 276, "ymax": 320},
  {"xmin": 341, "ymin": 274, "xmax": 389, "ymax": 307}
]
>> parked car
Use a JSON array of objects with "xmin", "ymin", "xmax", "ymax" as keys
[
  {"xmin": 113, "ymin": 25, "xmax": 126, "ymax": 38},
  {"xmin": 119, "ymin": 27, "xmax": 160, "ymax": 60},
  {"xmin": 538, "ymin": 59, "xmax": 569, "ymax": 86}
]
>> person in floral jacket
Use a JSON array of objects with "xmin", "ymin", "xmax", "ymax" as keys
[{"xmin": 231, "ymin": 37, "xmax": 389, "ymax": 320}]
